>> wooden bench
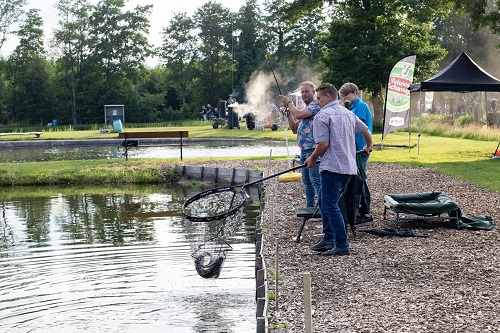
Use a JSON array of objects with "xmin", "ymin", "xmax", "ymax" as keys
[
  {"xmin": 0, "ymin": 132, "xmax": 43, "ymax": 138},
  {"xmin": 117, "ymin": 130, "xmax": 188, "ymax": 160}
]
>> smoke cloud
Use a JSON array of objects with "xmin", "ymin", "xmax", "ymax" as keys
[{"xmin": 233, "ymin": 64, "xmax": 322, "ymax": 123}]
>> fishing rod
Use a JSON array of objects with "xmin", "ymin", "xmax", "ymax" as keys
[{"xmin": 256, "ymin": 28, "xmax": 283, "ymax": 96}]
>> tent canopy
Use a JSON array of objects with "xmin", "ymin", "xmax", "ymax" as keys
[{"xmin": 410, "ymin": 52, "xmax": 500, "ymax": 92}]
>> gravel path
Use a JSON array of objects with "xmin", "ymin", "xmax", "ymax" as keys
[{"xmin": 179, "ymin": 160, "xmax": 500, "ymax": 332}]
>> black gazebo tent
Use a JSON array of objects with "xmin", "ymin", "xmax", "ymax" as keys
[
  {"xmin": 410, "ymin": 52, "xmax": 500, "ymax": 92},
  {"xmin": 409, "ymin": 52, "xmax": 500, "ymax": 154}
]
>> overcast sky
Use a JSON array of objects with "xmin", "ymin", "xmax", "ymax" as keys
[{"xmin": 1, "ymin": 0, "xmax": 258, "ymax": 66}]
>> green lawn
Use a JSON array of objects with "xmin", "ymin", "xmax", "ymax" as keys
[
  {"xmin": 369, "ymin": 133, "xmax": 500, "ymax": 192},
  {"xmin": 0, "ymin": 125, "xmax": 499, "ymax": 192},
  {"xmin": 0, "ymin": 124, "xmax": 290, "ymax": 141}
]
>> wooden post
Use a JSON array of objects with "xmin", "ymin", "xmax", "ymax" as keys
[
  {"xmin": 304, "ymin": 272, "xmax": 312, "ymax": 333},
  {"xmin": 181, "ymin": 132, "xmax": 184, "ymax": 160},
  {"xmin": 275, "ymin": 238, "xmax": 279, "ymax": 312}
]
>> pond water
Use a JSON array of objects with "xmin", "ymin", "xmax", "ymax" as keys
[
  {"xmin": 0, "ymin": 140, "xmax": 300, "ymax": 162},
  {"xmin": 0, "ymin": 185, "xmax": 260, "ymax": 332}
]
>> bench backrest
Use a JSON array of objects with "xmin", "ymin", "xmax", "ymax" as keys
[{"xmin": 118, "ymin": 131, "xmax": 188, "ymax": 139}]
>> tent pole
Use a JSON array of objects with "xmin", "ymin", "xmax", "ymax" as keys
[
  {"xmin": 417, "ymin": 91, "xmax": 422, "ymax": 155},
  {"xmin": 408, "ymin": 112, "xmax": 411, "ymax": 153}
]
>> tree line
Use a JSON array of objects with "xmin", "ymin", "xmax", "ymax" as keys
[{"xmin": 0, "ymin": 0, "xmax": 498, "ymax": 126}]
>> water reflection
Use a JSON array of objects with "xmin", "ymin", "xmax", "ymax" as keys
[
  {"xmin": 0, "ymin": 185, "xmax": 258, "ymax": 332},
  {"xmin": 0, "ymin": 140, "xmax": 300, "ymax": 162}
]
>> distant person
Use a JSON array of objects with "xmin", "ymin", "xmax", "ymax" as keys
[
  {"xmin": 206, "ymin": 104, "xmax": 214, "ymax": 119},
  {"xmin": 305, "ymin": 83, "xmax": 372, "ymax": 256},
  {"xmin": 227, "ymin": 96, "xmax": 236, "ymax": 119},
  {"xmin": 265, "ymin": 101, "xmax": 279, "ymax": 122},
  {"xmin": 339, "ymin": 82, "xmax": 373, "ymax": 224},
  {"xmin": 339, "ymin": 83, "xmax": 372, "ymax": 171},
  {"xmin": 279, "ymin": 81, "xmax": 320, "ymax": 208},
  {"xmin": 200, "ymin": 106, "xmax": 207, "ymax": 121}
]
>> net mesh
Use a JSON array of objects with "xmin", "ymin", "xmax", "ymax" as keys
[
  {"xmin": 182, "ymin": 186, "xmax": 246, "ymax": 278},
  {"xmin": 183, "ymin": 186, "xmax": 246, "ymax": 222}
]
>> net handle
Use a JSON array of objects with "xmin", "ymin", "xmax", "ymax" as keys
[{"xmin": 242, "ymin": 164, "xmax": 306, "ymax": 188}]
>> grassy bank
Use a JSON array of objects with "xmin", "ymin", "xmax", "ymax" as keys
[
  {"xmin": 0, "ymin": 126, "xmax": 499, "ymax": 192},
  {"xmin": 0, "ymin": 156, "xmax": 281, "ymax": 187},
  {"xmin": 0, "ymin": 159, "xmax": 168, "ymax": 186}
]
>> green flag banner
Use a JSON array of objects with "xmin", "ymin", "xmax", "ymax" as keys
[{"xmin": 382, "ymin": 55, "xmax": 416, "ymax": 139}]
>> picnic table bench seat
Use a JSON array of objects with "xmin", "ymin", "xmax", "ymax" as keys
[
  {"xmin": 0, "ymin": 132, "xmax": 42, "ymax": 138},
  {"xmin": 118, "ymin": 130, "xmax": 188, "ymax": 160}
]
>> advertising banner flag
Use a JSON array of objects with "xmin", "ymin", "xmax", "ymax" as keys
[
  {"xmin": 382, "ymin": 55, "xmax": 417, "ymax": 139},
  {"xmin": 425, "ymin": 91, "xmax": 434, "ymax": 112}
]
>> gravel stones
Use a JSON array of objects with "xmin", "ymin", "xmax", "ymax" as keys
[{"xmin": 178, "ymin": 160, "xmax": 499, "ymax": 332}]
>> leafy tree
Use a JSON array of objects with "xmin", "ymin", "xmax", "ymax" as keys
[
  {"xmin": 284, "ymin": 0, "xmax": 449, "ymax": 122},
  {"xmin": 231, "ymin": 0, "xmax": 264, "ymax": 98},
  {"xmin": 159, "ymin": 12, "xmax": 197, "ymax": 107},
  {"xmin": 287, "ymin": 11, "xmax": 326, "ymax": 67},
  {"xmin": 131, "ymin": 67, "xmax": 168, "ymax": 122},
  {"xmin": 0, "ymin": 0, "xmax": 27, "ymax": 51},
  {"xmin": 52, "ymin": 0, "xmax": 92, "ymax": 125},
  {"xmin": 484, "ymin": 0, "xmax": 500, "ymax": 38},
  {"xmin": 261, "ymin": 0, "xmax": 290, "ymax": 64},
  {"xmin": 82, "ymin": 0, "xmax": 153, "ymax": 123},
  {"xmin": 5, "ymin": 9, "xmax": 55, "ymax": 124},
  {"xmin": 257, "ymin": 0, "xmax": 327, "ymax": 96},
  {"xmin": 455, "ymin": 0, "xmax": 500, "ymax": 45},
  {"xmin": 244, "ymin": 0, "xmax": 300, "ymax": 100},
  {"xmin": 193, "ymin": 1, "xmax": 232, "ymax": 105},
  {"xmin": 432, "ymin": 6, "xmax": 499, "ymax": 69},
  {"xmin": 0, "ymin": 58, "xmax": 9, "ymax": 123},
  {"xmin": 89, "ymin": 0, "xmax": 152, "ymax": 77}
]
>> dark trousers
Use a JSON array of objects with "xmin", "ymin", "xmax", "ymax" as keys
[{"xmin": 338, "ymin": 174, "xmax": 371, "ymax": 235}]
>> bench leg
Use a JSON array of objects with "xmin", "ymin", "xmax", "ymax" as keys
[
  {"xmin": 124, "ymin": 139, "xmax": 129, "ymax": 161},
  {"xmin": 296, "ymin": 217, "xmax": 308, "ymax": 243}
]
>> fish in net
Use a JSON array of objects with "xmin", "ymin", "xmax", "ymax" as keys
[
  {"xmin": 182, "ymin": 164, "xmax": 306, "ymax": 278},
  {"xmin": 183, "ymin": 186, "xmax": 246, "ymax": 278}
]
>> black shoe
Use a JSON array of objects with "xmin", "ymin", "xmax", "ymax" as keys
[
  {"xmin": 310, "ymin": 239, "xmax": 334, "ymax": 252},
  {"xmin": 321, "ymin": 247, "xmax": 350, "ymax": 256},
  {"xmin": 355, "ymin": 215, "xmax": 374, "ymax": 226}
]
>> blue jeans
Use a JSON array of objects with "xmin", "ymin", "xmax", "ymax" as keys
[
  {"xmin": 319, "ymin": 171, "xmax": 352, "ymax": 249},
  {"xmin": 358, "ymin": 153, "xmax": 369, "ymax": 174},
  {"xmin": 356, "ymin": 154, "xmax": 371, "ymax": 216},
  {"xmin": 300, "ymin": 148, "xmax": 320, "ymax": 207}
]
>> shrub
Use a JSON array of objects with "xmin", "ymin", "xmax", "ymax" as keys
[{"xmin": 456, "ymin": 115, "xmax": 474, "ymax": 127}]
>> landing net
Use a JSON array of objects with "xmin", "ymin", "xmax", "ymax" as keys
[{"xmin": 182, "ymin": 186, "xmax": 247, "ymax": 278}]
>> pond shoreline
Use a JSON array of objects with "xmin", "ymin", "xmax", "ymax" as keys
[
  {"xmin": 0, "ymin": 137, "xmax": 284, "ymax": 149},
  {"xmin": 3, "ymin": 141, "xmax": 500, "ymax": 331}
]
